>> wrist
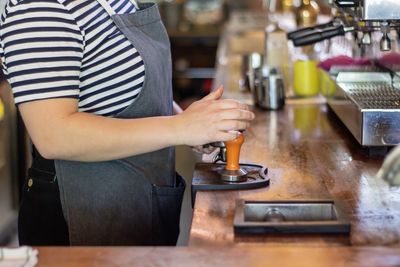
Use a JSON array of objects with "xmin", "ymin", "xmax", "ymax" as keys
[{"xmin": 169, "ymin": 114, "xmax": 187, "ymax": 146}]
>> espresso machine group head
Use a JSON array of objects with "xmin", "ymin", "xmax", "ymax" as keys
[
  {"xmin": 287, "ymin": 0, "xmax": 400, "ymax": 148},
  {"xmin": 288, "ymin": 0, "xmax": 400, "ymax": 51}
]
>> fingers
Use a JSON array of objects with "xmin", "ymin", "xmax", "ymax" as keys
[
  {"xmin": 200, "ymin": 87, "xmax": 250, "ymax": 112},
  {"xmin": 201, "ymin": 86, "xmax": 224, "ymax": 101},
  {"xmin": 191, "ymin": 146, "xmax": 204, "ymax": 154},
  {"xmin": 203, "ymin": 146, "xmax": 217, "ymax": 154},
  {"xmin": 217, "ymin": 109, "xmax": 255, "ymax": 121},
  {"xmin": 213, "ymin": 99, "xmax": 250, "ymax": 111},
  {"xmin": 191, "ymin": 145, "xmax": 216, "ymax": 154},
  {"xmin": 217, "ymin": 120, "xmax": 250, "ymax": 132},
  {"xmin": 215, "ymin": 131, "xmax": 241, "ymax": 142}
]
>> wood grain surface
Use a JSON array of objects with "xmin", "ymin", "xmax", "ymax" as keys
[
  {"xmin": 189, "ymin": 104, "xmax": 400, "ymax": 246},
  {"xmin": 36, "ymin": 246, "xmax": 400, "ymax": 267}
]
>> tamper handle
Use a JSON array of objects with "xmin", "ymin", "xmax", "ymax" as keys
[{"xmin": 223, "ymin": 133, "xmax": 244, "ymax": 171}]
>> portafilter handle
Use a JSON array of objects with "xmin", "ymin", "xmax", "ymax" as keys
[
  {"xmin": 290, "ymin": 24, "xmax": 354, "ymax": 47},
  {"xmin": 287, "ymin": 20, "xmax": 335, "ymax": 40},
  {"xmin": 292, "ymin": 25, "xmax": 346, "ymax": 46}
]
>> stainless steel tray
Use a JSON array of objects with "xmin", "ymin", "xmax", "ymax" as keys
[
  {"xmin": 234, "ymin": 199, "xmax": 351, "ymax": 234},
  {"xmin": 327, "ymin": 71, "xmax": 400, "ymax": 146}
]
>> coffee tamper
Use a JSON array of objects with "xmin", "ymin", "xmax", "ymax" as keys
[
  {"xmin": 192, "ymin": 133, "xmax": 270, "ymax": 206},
  {"xmin": 221, "ymin": 133, "xmax": 248, "ymax": 182}
]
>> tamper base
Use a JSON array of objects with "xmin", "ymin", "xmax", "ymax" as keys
[{"xmin": 221, "ymin": 168, "xmax": 248, "ymax": 182}]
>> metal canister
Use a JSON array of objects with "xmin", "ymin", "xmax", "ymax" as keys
[
  {"xmin": 254, "ymin": 67, "xmax": 285, "ymax": 110},
  {"xmin": 244, "ymin": 53, "xmax": 263, "ymax": 106}
]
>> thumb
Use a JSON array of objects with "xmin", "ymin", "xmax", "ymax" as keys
[{"xmin": 201, "ymin": 86, "xmax": 224, "ymax": 101}]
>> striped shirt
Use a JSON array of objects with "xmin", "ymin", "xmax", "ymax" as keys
[{"xmin": 0, "ymin": 0, "xmax": 145, "ymax": 117}]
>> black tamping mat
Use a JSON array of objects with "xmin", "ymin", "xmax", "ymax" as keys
[{"xmin": 191, "ymin": 163, "xmax": 270, "ymax": 206}]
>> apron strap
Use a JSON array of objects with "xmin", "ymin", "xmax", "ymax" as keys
[{"xmin": 96, "ymin": 0, "xmax": 140, "ymax": 17}]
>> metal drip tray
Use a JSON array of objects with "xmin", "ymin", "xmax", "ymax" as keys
[
  {"xmin": 234, "ymin": 200, "xmax": 351, "ymax": 234},
  {"xmin": 327, "ymin": 70, "xmax": 400, "ymax": 146},
  {"xmin": 341, "ymin": 82, "xmax": 400, "ymax": 109}
]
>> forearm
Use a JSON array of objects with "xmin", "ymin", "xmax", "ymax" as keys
[
  {"xmin": 32, "ymin": 112, "xmax": 182, "ymax": 162},
  {"xmin": 21, "ymin": 87, "xmax": 254, "ymax": 162}
]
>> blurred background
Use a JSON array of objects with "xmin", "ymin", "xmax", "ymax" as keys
[{"xmin": 155, "ymin": 0, "xmax": 331, "ymax": 108}]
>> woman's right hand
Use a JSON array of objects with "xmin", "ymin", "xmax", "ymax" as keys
[{"xmin": 173, "ymin": 86, "xmax": 255, "ymax": 146}]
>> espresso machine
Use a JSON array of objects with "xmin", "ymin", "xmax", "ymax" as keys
[{"xmin": 288, "ymin": 0, "xmax": 400, "ymax": 147}]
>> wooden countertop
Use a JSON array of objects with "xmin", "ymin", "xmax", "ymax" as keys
[
  {"xmin": 24, "ymin": 102, "xmax": 400, "ymax": 266},
  {"xmin": 36, "ymin": 246, "xmax": 400, "ymax": 267},
  {"xmin": 29, "ymin": 103, "xmax": 400, "ymax": 267},
  {"xmin": 189, "ymin": 103, "xmax": 400, "ymax": 247}
]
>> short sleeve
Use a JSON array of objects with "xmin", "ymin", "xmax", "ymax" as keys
[{"xmin": 0, "ymin": 0, "xmax": 84, "ymax": 105}]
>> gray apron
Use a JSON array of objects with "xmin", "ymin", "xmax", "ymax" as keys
[{"xmin": 54, "ymin": 1, "xmax": 185, "ymax": 246}]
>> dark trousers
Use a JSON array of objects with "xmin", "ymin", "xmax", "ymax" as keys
[{"xmin": 18, "ymin": 151, "xmax": 70, "ymax": 246}]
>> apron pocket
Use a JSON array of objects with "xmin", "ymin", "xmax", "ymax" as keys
[
  {"xmin": 22, "ymin": 168, "xmax": 57, "ymax": 197},
  {"xmin": 20, "ymin": 167, "xmax": 59, "ymax": 218},
  {"xmin": 151, "ymin": 173, "xmax": 186, "ymax": 246},
  {"xmin": 19, "ymin": 168, "xmax": 69, "ymax": 245}
]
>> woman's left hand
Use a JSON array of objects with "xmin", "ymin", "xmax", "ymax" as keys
[{"xmin": 191, "ymin": 144, "xmax": 216, "ymax": 155}]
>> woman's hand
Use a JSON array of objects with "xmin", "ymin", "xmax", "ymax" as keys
[
  {"xmin": 173, "ymin": 86, "xmax": 255, "ymax": 147},
  {"xmin": 191, "ymin": 144, "xmax": 217, "ymax": 155}
]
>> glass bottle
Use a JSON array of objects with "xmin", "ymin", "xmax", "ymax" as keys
[
  {"xmin": 265, "ymin": 23, "xmax": 291, "ymax": 95},
  {"xmin": 295, "ymin": 0, "xmax": 319, "ymax": 27},
  {"xmin": 267, "ymin": 0, "xmax": 295, "ymax": 13},
  {"xmin": 282, "ymin": 0, "xmax": 295, "ymax": 13}
]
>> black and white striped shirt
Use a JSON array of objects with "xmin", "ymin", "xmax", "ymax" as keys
[{"xmin": 0, "ymin": 0, "xmax": 145, "ymax": 116}]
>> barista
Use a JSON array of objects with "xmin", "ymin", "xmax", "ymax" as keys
[{"xmin": 0, "ymin": 0, "xmax": 254, "ymax": 245}]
